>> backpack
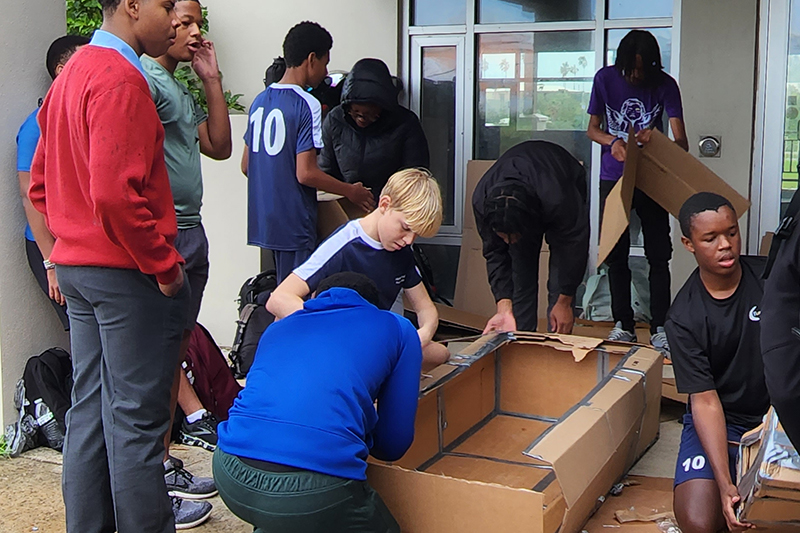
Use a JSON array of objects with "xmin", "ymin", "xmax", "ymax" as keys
[
  {"xmin": 229, "ymin": 270, "xmax": 277, "ymax": 378},
  {"xmin": 22, "ymin": 348, "xmax": 73, "ymax": 451},
  {"xmin": 183, "ymin": 323, "xmax": 242, "ymax": 421}
]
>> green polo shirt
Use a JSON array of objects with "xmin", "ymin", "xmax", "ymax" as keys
[{"xmin": 142, "ymin": 56, "xmax": 207, "ymax": 229}]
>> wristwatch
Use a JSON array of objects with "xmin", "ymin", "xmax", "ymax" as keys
[{"xmin": 43, "ymin": 259, "xmax": 56, "ymax": 271}]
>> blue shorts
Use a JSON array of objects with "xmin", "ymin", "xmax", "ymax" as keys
[{"xmin": 674, "ymin": 413, "xmax": 749, "ymax": 487}]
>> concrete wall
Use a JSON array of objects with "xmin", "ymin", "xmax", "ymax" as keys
[
  {"xmin": 202, "ymin": 0, "xmax": 400, "ymax": 109},
  {"xmin": 0, "ymin": 4, "xmax": 69, "ymax": 427},
  {"xmin": 674, "ymin": 0, "xmax": 759, "ymax": 292},
  {"xmin": 197, "ymin": 115, "xmax": 260, "ymax": 344}
]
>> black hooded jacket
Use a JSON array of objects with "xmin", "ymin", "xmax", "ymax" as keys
[
  {"xmin": 472, "ymin": 141, "xmax": 589, "ymax": 302},
  {"xmin": 318, "ymin": 59, "xmax": 430, "ymax": 200}
]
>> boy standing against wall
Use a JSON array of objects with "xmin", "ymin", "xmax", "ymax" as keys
[
  {"xmin": 29, "ymin": 1, "xmax": 187, "ymax": 531},
  {"xmin": 242, "ymin": 21, "xmax": 373, "ymax": 282}
]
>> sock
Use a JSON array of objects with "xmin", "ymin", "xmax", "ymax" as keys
[{"xmin": 186, "ymin": 408, "xmax": 207, "ymax": 424}]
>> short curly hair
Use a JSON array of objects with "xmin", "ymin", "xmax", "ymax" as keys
[{"xmin": 283, "ymin": 21, "xmax": 333, "ymax": 68}]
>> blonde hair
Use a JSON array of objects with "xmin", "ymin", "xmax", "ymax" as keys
[{"xmin": 380, "ymin": 168, "xmax": 443, "ymax": 238}]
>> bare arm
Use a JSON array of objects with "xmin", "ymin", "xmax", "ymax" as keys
[
  {"xmin": 296, "ymin": 149, "xmax": 374, "ymax": 212},
  {"xmin": 691, "ymin": 390, "xmax": 752, "ymax": 530},
  {"xmin": 669, "ymin": 117, "xmax": 689, "ymax": 152},
  {"xmin": 194, "ymin": 41, "xmax": 232, "ymax": 160},
  {"xmin": 19, "ymin": 170, "xmax": 64, "ymax": 305},
  {"xmin": 403, "ymin": 282, "xmax": 438, "ymax": 346},
  {"xmin": 266, "ymin": 273, "xmax": 309, "ymax": 319},
  {"xmin": 587, "ymin": 114, "xmax": 626, "ymax": 162}
]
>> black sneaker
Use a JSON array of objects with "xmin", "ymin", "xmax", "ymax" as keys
[
  {"xmin": 172, "ymin": 496, "xmax": 212, "ymax": 530},
  {"xmin": 165, "ymin": 456, "xmax": 217, "ymax": 500},
  {"xmin": 179, "ymin": 412, "xmax": 218, "ymax": 452}
]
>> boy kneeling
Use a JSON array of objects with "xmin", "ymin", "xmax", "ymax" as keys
[
  {"xmin": 268, "ymin": 168, "xmax": 450, "ymax": 368},
  {"xmin": 667, "ymin": 193, "xmax": 768, "ymax": 532},
  {"xmin": 215, "ymin": 273, "xmax": 418, "ymax": 532}
]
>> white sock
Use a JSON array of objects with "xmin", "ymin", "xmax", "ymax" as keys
[{"xmin": 186, "ymin": 409, "xmax": 207, "ymax": 424}]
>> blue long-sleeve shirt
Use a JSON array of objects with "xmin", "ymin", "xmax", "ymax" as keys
[{"xmin": 218, "ymin": 287, "xmax": 422, "ymax": 480}]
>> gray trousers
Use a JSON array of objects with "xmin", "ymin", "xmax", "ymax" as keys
[{"xmin": 57, "ymin": 266, "xmax": 189, "ymax": 533}]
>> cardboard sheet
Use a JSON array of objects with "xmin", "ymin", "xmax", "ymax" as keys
[
  {"xmin": 370, "ymin": 334, "xmax": 663, "ymax": 533},
  {"xmin": 583, "ymin": 476, "xmax": 673, "ymax": 533},
  {"xmin": 598, "ymin": 129, "xmax": 750, "ymax": 264}
]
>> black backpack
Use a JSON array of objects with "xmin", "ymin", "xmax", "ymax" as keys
[
  {"xmin": 22, "ymin": 348, "xmax": 73, "ymax": 450},
  {"xmin": 229, "ymin": 270, "xmax": 277, "ymax": 378}
]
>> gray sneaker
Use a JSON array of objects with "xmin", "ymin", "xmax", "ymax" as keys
[
  {"xmin": 172, "ymin": 496, "xmax": 212, "ymax": 530},
  {"xmin": 607, "ymin": 321, "xmax": 637, "ymax": 343},
  {"xmin": 165, "ymin": 456, "xmax": 217, "ymax": 500},
  {"xmin": 4, "ymin": 379, "xmax": 38, "ymax": 457},
  {"xmin": 650, "ymin": 326, "xmax": 671, "ymax": 358}
]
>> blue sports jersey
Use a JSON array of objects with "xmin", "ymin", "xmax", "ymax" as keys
[
  {"xmin": 294, "ymin": 220, "xmax": 423, "ymax": 310},
  {"xmin": 245, "ymin": 84, "xmax": 323, "ymax": 251},
  {"xmin": 17, "ymin": 108, "xmax": 39, "ymax": 241}
]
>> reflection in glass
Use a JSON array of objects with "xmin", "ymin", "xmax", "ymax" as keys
[
  {"xmin": 606, "ymin": 28, "xmax": 673, "ymax": 73},
  {"xmin": 421, "ymin": 47, "xmax": 457, "ymax": 225},
  {"xmin": 413, "ymin": 0, "xmax": 466, "ymax": 26},
  {"xmin": 782, "ymin": 0, "xmax": 800, "ymax": 214},
  {"xmin": 479, "ymin": 0, "xmax": 594, "ymax": 24},
  {"xmin": 607, "ymin": 0, "xmax": 672, "ymax": 20},
  {"xmin": 475, "ymin": 32, "xmax": 595, "ymax": 168}
]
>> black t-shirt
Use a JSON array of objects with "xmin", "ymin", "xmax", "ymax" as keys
[{"xmin": 665, "ymin": 256, "xmax": 770, "ymax": 429}]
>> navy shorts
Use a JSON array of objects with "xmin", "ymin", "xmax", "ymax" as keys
[
  {"xmin": 174, "ymin": 224, "xmax": 209, "ymax": 330},
  {"xmin": 674, "ymin": 413, "xmax": 748, "ymax": 487}
]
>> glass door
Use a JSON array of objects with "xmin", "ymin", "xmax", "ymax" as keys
[{"xmin": 410, "ymin": 35, "xmax": 466, "ymax": 237}]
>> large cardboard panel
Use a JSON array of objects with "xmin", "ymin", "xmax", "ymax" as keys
[
  {"xmin": 500, "ymin": 343, "xmax": 599, "ymax": 419},
  {"xmin": 424, "ymin": 454, "xmax": 552, "ymax": 490},
  {"xmin": 441, "ymin": 353, "xmax": 496, "ymax": 447},
  {"xmin": 598, "ymin": 129, "xmax": 750, "ymax": 265},
  {"xmin": 745, "ymin": 498, "xmax": 800, "ymax": 523},
  {"xmin": 528, "ymin": 405, "xmax": 613, "ymax": 508},
  {"xmin": 598, "ymin": 137, "xmax": 638, "ymax": 264},
  {"xmin": 367, "ymin": 463, "xmax": 545, "ymax": 533},
  {"xmin": 394, "ymin": 392, "xmax": 440, "ymax": 469},
  {"xmin": 452, "ymin": 415, "xmax": 552, "ymax": 463},
  {"xmin": 625, "ymin": 349, "xmax": 664, "ymax": 458}
]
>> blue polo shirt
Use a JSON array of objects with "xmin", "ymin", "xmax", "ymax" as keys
[
  {"xmin": 218, "ymin": 287, "xmax": 422, "ymax": 480},
  {"xmin": 17, "ymin": 109, "xmax": 40, "ymax": 241},
  {"xmin": 294, "ymin": 220, "xmax": 423, "ymax": 310},
  {"xmin": 244, "ymin": 83, "xmax": 323, "ymax": 251}
]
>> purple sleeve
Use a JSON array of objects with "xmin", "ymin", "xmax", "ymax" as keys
[
  {"xmin": 662, "ymin": 75, "xmax": 684, "ymax": 120},
  {"xmin": 587, "ymin": 69, "xmax": 606, "ymax": 116}
]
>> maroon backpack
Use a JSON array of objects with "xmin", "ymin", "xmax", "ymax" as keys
[{"xmin": 183, "ymin": 323, "xmax": 243, "ymax": 421}]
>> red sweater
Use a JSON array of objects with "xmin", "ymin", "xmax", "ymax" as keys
[{"xmin": 29, "ymin": 45, "xmax": 183, "ymax": 284}]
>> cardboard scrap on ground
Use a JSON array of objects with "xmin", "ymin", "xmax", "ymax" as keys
[
  {"xmin": 598, "ymin": 129, "xmax": 750, "ymax": 264},
  {"xmin": 583, "ymin": 476, "xmax": 673, "ymax": 533},
  {"xmin": 737, "ymin": 408, "xmax": 800, "ymax": 528}
]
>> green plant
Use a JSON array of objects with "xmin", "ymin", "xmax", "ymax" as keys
[
  {"xmin": 0, "ymin": 433, "xmax": 10, "ymax": 459},
  {"xmin": 65, "ymin": 0, "xmax": 243, "ymax": 112}
]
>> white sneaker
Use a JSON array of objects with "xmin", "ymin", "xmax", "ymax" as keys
[{"xmin": 607, "ymin": 321, "xmax": 637, "ymax": 343}]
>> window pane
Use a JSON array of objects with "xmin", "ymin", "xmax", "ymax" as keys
[
  {"xmin": 607, "ymin": 0, "xmax": 672, "ymax": 20},
  {"xmin": 606, "ymin": 28, "xmax": 673, "ymax": 73},
  {"xmin": 782, "ymin": 0, "xmax": 800, "ymax": 214},
  {"xmin": 479, "ymin": 0, "xmax": 594, "ymax": 23},
  {"xmin": 413, "ymin": 0, "xmax": 466, "ymax": 26},
  {"xmin": 421, "ymin": 47, "xmax": 457, "ymax": 225},
  {"xmin": 475, "ymin": 31, "xmax": 595, "ymax": 168}
]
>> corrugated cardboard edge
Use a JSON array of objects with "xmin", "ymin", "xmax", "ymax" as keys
[{"xmin": 598, "ymin": 129, "xmax": 638, "ymax": 265}]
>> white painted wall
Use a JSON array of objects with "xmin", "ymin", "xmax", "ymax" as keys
[
  {"xmin": 674, "ymin": 0, "xmax": 759, "ymax": 292},
  {"xmin": 202, "ymin": 0, "xmax": 400, "ymax": 109},
  {"xmin": 0, "ymin": 4, "xmax": 70, "ymax": 427},
  {"xmin": 197, "ymin": 115, "xmax": 260, "ymax": 344}
]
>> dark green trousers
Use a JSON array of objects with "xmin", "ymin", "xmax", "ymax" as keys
[{"xmin": 213, "ymin": 448, "xmax": 400, "ymax": 533}]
